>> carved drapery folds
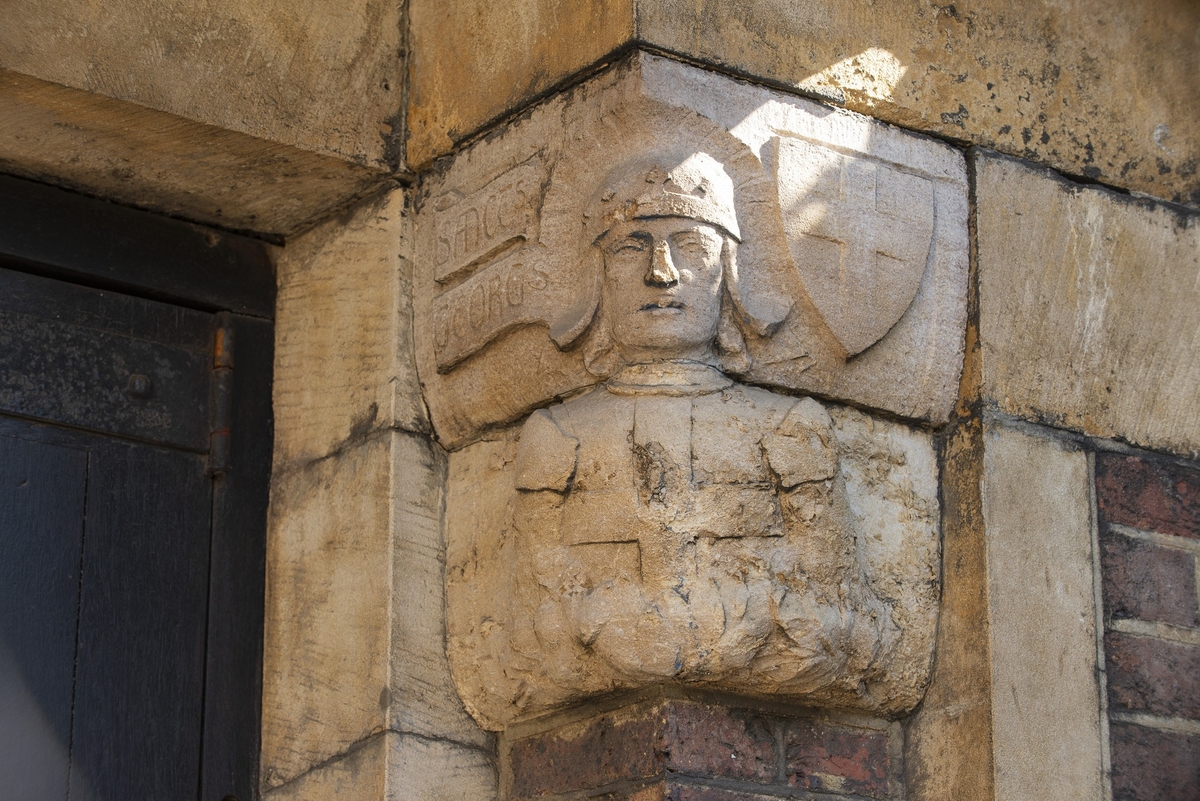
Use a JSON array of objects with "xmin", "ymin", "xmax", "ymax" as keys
[{"xmin": 418, "ymin": 54, "xmax": 965, "ymax": 731}]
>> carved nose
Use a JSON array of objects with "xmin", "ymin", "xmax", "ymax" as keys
[{"xmin": 646, "ymin": 240, "xmax": 679, "ymax": 287}]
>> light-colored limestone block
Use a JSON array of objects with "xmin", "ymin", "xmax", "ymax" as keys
[
  {"xmin": 263, "ymin": 429, "xmax": 493, "ymax": 791},
  {"xmin": 407, "ymin": 0, "xmax": 1199, "ymax": 206},
  {"xmin": 262, "ymin": 732, "xmax": 497, "ymax": 801},
  {"xmin": 0, "ymin": 70, "xmax": 388, "ymax": 237},
  {"xmin": 977, "ymin": 153, "xmax": 1200, "ymax": 461},
  {"xmin": 388, "ymin": 433, "xmax": 492, "ymax": 749},
  {"xmin": 262, "ymin": 433, "xmax": 395, "ymax": 788},
  {"xmin": 273, "ymin": 187, "xmax": 426, "ymax": 471},
  {"xmin": 264, "ymin": 734, "xmax": 389, "ymax": 801},
  {"xmin": 982, "ymin": 424, "xmax": 1104, "ymax": 800},
  {"xmin": 0, "ymin": 0, "xmax": 405, "ymax": 170},
  {"xmin": 414, "ymin": 53, "xmax": 968, "ymax": 449},
  {"xmin": 388, "ymin": 733, "xmax": 497, "ymax": 801}
]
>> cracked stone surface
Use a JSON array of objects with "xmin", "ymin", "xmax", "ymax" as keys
[{"xmin": 428, "ymin": 115, "xmax": 946, "ymax": 727}]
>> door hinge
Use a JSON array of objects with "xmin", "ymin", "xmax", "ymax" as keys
[{"xmin": 208, "ymin": 313, "xmax": 234, "ymax": 477}]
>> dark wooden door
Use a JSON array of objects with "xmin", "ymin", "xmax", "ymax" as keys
[{"xmin": 0, "ymin": 175, "xmax": 274, "ymax": 801}]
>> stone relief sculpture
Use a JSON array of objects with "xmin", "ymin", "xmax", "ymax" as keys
[
  {"xmin": 423, "ymin": 61, "xmax": 960, "ymax": 731},
  {"xmin": 509, "ymin": 152, "xmax": 897, "ymax": 700},
  {"xmin": 441, "ymin": 150, "xmax": 940, "ymax": 729}
]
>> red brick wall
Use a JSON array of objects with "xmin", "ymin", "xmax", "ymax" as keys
[
  {"xmin": 1096, "ymin": 452, "xmax": 1200, "ymax": 801},
  {"xmin": 503, "ymin": 699, "xmax": 898, "ymax": 800}
]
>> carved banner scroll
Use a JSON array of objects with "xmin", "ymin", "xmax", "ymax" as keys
[
  {"xmin": 429, "ymin": 159, "xmax": 572, "ymax": 372},
  {"xmin": 433, "ymin": 160, "xmax": 543, "ymax": 286},
  {"xmin": 433, "ymin": 247, "xmax": 568, "ymax": 371}
]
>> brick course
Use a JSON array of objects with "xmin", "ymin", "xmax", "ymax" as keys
[
  {"xmin": 1097, "ymin": 450, "xmax": 1200, "ymax": 801},
  {"xmin": 508, "ymin": 709, "xmax": 662, "ymax": 797},
  {"xmin": 1105, "ymin": 632, "xmax": 1200, "ymax": 719},
  {"xmin": 1096, "ymin": 453, "xmax": 1200, "ymax": 540},
  {"xmin": 665, "ymin": 702, "xmax": 776, "ymax": 784},
  {"xmin": 1109, "ymin": 723, "xmax": 1200, "ymax": 801},
  {"xmin": 666, "ymin": 786, "xmax": 788, "ymax": 801},
  {"xmin": 504, "ymin": 699, "xmax": 896, "ymax": 800},
  {"xmin": 784, "ymin": 720, "xmax": 891, "ymax": 799},
  {"xmin": 1101, "ymin": 529, "xmax": 1198, "ymax": 627}
]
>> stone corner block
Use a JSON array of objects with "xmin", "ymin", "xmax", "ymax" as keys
[
  {"xmin": 261, "ymin": 432, "xmax": 396, "ymax": 785},
  {"xmin": 981, "ymin": 422, "xmax": 1104, "ymax": 801},
  {"xmin": 273, "ymin": 185, "xmax": 428, "ymax": 471},
  {"xmin": 976, "ymin": 151, "xmax": 1200, "ymax": 460}
]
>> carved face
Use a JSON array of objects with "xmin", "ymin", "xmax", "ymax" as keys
[{"xmin": 599, "ymin": 217, "xmax": 727, "ymax": 364}]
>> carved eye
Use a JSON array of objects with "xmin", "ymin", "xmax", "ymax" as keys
[
  {"xmin": 672, "ymin": 235, "xmax": 710, "ymax": 256},
  {"xmin": 612, "ymin": 237, "xmax": 648, "ymax": 254}
]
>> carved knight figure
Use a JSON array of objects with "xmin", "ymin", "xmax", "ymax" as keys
[{"xmin": 492, "ymin": 152, "xmax": 901, "ymax": 715}]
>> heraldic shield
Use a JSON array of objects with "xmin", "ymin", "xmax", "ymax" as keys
[{"xmin": 771, "ymin": 136, "xmax": 935, "ymax": 358}]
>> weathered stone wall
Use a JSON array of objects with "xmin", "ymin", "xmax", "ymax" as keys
[
  {"xmin": 1, "ymin": 0, "xmax": 406, "ymax": 167},
  {"xmin": 408, "ymin": 0, "xmax": 1200, "ymax": 207},
  {"xmin": 2, "ymin": 1, "xmax": 1197, "ymax": 800},
  {"xmin": 260, "ymin": 188, "xmax": 496, "ymax": 799},
  {"xmin": 976, "ymin": 152, "xmax": 1200, "ymax": 460},
  {"xmin": 2, "ymin": 0, "xmax": 1196, "ymax": 234},
  {"xmin": 0, "ymin": 0, "xmax": 406, "ymax": 235}
]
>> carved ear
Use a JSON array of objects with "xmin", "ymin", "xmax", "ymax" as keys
[
  {"xmin": 723, "ymin": 238, "xmax": 792, "ymax": 337},
  {"xmin": 549, "ymin": 247, "xmax": 603, "ymax": 349}
]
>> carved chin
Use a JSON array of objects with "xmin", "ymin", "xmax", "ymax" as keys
[{"xmin": 612, "ymin": 324, "xmax": 720, "ymax": 356}]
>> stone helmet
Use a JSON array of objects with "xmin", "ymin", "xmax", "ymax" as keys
[
  {"xmin": 582, "ymin": 152, "xmax": 741, "ymax": 247},
  {"xmin": 549, "ymin": 149, "xmax": 791, "ymax": 360}
]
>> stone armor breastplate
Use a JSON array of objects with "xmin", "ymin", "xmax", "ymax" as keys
[{"xmin": 517, "ymin": 379, "xmax": 838, "ymax": 590}]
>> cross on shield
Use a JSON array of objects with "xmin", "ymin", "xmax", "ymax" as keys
[{"xmin": 772, "ymin": 136, "xmax": 935, "ymax": 358}]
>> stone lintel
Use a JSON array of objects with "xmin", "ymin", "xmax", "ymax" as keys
[
  {"xmin": 0, "ymin": 69, "xmax": 390, "ymax": 238},
  {"xmin": 0, "ymin": 0, "xmax": 406, "ymax": 170}
]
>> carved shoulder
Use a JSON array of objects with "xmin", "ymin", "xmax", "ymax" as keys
[
  {"xmin": 762, "ymin": 396, "xmax": 838, "ymax": 488},
  {"xmin": 515, "ymin": 408, "xmax": 579, "ymax": 492}
]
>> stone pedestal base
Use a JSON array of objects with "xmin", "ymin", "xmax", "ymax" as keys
[{"xmin": 500, "ymin": 696, "xmax": 900, "ymax": 801}]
